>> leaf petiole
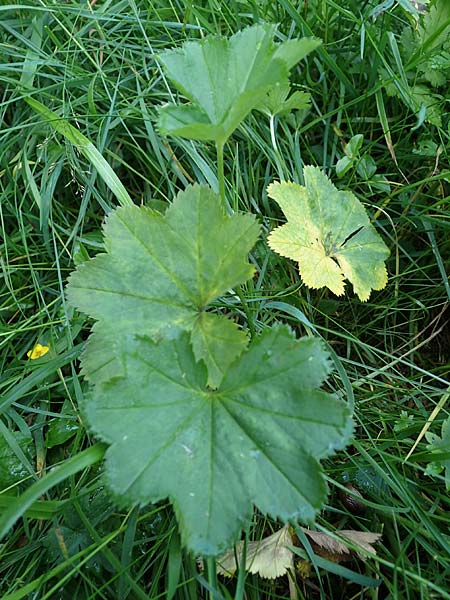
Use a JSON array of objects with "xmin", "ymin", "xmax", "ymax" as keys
[
  {"xmin": 206, "ymin": 556, "xmax": 220, "ymax": 600},
  {"xmin": 216, "ymin": 141, "xmax": 227, "ymax": 212},
  {"xmin": 236, "ymin": 286, "xmax": 255, "ymax": 340}
]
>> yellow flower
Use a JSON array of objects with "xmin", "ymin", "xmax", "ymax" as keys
[{"xmin": 27, "ymin": 343, "xmax": 50, "ymax": 360}]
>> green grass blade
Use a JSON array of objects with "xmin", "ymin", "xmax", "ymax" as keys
[
  {"xmin": 19, "ymin": 14, "xmax": 44, "ymax": 89},
  {"xmin": 419, "ymin": 217, "xmax": 450, "ymax": 302},
  {"xmin": 0, "ymin": 345, "xmax": 83, "ymax": 413},
  {"xmin": 291, "ymin": 540, "xmax": 382, "ymax": 588},
  {"xmin": 276, "ymin": 0, "xmax": 356, "ymax": 93},
  {"xmin": 166, "ymin": 530, "xmax": 182, "ymax": 600},
  {"xmin": 24, "ymin": 96, "xmax": 133, "ymax": 207},
  {"xmin": 0, "ymin": 542, "xmax": 101, "ymax": 600},
  {"xmin": 0, "ymin": 495, "xmax": 66, "ymax": 519},
  {"xmin": 0, "ymin": 442, "xmax": 107, "ymax": 540}
]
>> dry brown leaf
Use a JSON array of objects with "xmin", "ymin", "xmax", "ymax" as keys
[
  {"xmin": 301, "ymin": 527, "xmax": 382, "ymax": 559},
  {"xmin": 340, "ymin": 530, "xmax": 382, "ymax": 556},
  {"xmin": 215, "ymin": 524, "xmax": 381, "ymax": 592},
  {"xmin": 216, "ymin": 524, "xmax": 294, "ymax": 579}
]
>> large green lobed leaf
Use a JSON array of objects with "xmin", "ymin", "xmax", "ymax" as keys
[
  {"xmin": 83, "ymin": 326, "xmax": 352, "ymax": 555},
  {"xmin": 157, "ymin": 24, "xmax": 320, "ymax": 145},
  {"xmin": 67, "ymin": 185, "xmax": 259, "ymax": 387},
  {"xmin": 67, "ymin": 183, "xmax": 352, "ymax": 555},
  {"xmin": 268, "ymin": 166, "xmax": 390, "ymax": 301}
]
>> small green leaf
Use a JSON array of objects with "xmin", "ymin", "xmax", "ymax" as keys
[
  {"xmin": 83, "ymin": 326, "xmax": 352, "ymax": 555},
  {"xmin": 257, "ymin": 84, "xmax": 311, "ymax": 117},
  {"xmin": 356, "ymin": 155, "xmax": 377, "ymax": 180},
  {"xmin": 67, "ymin": 185, "xmax": 260, "ymax": 384},
  {"xmin": 336, "ymin": 156, "xmax": 353, "ymax": 178},
  {"xmin": 157, "ymin": 25, "xmax": 320, "ymax": 145},
  {"xmin": 345, "ymin": 134, "xmax": 364, "ymax": 159},
  {"xmin": 191, "ymin": 313, "xmax": 248, "ymax": 389},
  {"xmin": 45, "ymin": 400, "xmax": 79, "ymax": 449},
  {"xmin": 371, "ymin": 174, "xmax": 391, "ymax": 193},
  {"xmin": 72, "ymin": 241, "xmax": 90, "ymax": 266},
  {"xmin": 336, "ymin": 135, "xmax": 365, "ymax": 178},
  {"xmin": 267, "ymin": 166, "xmax": 390, "ymax": 301},
  {"xmin": 413, "ymin": 139, "xmax": 439, "ymax": 156},
  {"xmin": 426, "ymin": 417, "xmax": 450, "ymax": 490},
  {"xmin": 0, "ymin": 431, "xmax": 33, "ymax": 488},
  {"xmin": 394, "ymin": 410, "xmax": 415, "ymax": 432}
]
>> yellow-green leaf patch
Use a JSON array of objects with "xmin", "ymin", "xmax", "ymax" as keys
[{"xmin": 267, "ymin": 166, "xmax": 390, "ymax": 301}]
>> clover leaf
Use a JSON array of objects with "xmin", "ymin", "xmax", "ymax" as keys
[
  {"xmin": 157, "ymin": 24, "xmax": 320, "ymax": 145},
  {"xmin": 67, "ymin": 185, "xmax": 259, "ymax": 388},
  {"xmin": 82, "ymin": 326, "xmax": 352, "ymax": 555},
  {"xmin": 268, "ymin": 166, "xmax": 390, "ymax": 301}
]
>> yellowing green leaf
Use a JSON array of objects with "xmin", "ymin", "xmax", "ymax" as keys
[{"xmin": 267, "ymin": 167, "xmax": 390, "ymax": 301}]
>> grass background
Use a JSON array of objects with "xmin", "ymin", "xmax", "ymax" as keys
[{"xmin": 0, "ymin": 0, "xmax": 449, "ymax": 598}]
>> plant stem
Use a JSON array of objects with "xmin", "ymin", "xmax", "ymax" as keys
[
  {"xmin": 269, "ymin": 113, "xmax": 286, "ymax": 179},
  {"xmin": 216, "ymin": 140, "xmax": 254, "ymax": 342},
  {"xmin": 216, "ymin": 141, "xmax": 226, "ymax": 211},
  {"xmin": 236, "ymin": 286, "xmax": 255, "ymax": 339},
  {"xmin": 269, "ymin": 114, "xmax": 278, "ymax": 153},
  {"xmin": 234, "ymin": 528, "xmax": 248, "ymax": 600},
  {"xmin": 206, "ymin": 556, "xmax": 219, "ymax": 600}
]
